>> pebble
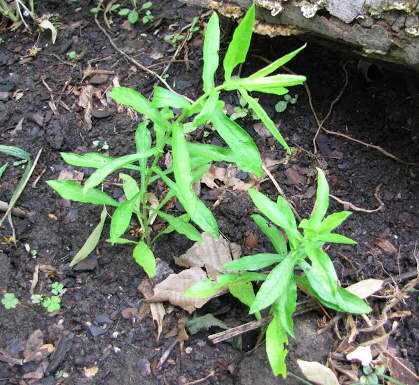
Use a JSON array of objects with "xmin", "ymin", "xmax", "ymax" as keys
[
  {"xmin": 88, "ymin": 324, "xmax": 107, "ymax": 338},
  {"xmin": 72, "ymin": 255, "xmax": 98, "ymax": 271},
  {"xmin": 0, "ymin": 91, "xmax": 10, "ymax": 101},
  {"xmin": 92, "ymin": 108, "xmax": 113, "ymax": 119},
  {"xmin": 89, "ymin": 74, "xmax": 109, "ymax": 85}
]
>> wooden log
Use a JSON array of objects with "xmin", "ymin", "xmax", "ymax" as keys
[{"xmin": 183, "ymin": 0, "xmax": 419, "ymax": 71}]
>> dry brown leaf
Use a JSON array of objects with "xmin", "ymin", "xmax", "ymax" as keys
[
  {"xmin": 201, "ymin": 165, "xmax": 257, "ymax": 192},
  {"xmin": 150, "ymin": 267, "xmax": 209, "ymax": 313},
  {"xmin": 58, "ymin": 169, "xmax": 84, "ymax": 182},
  {"xmin": 297, "ymin": 360, "xmax": 340, "ymax": 385},
  {"xmin": 147, "ymin": 193, "xmax": 159, "ymax": 225},
  {"xmin": 346, "ymin": 346, "xmax": 373, "ymax": 366},
  {"xmin": 84, "ymin": 366, "xmax": 99, "ymax": 378},
  {"xmin": 375, "ymin": 238, "xmax": 398, "ymax": 254},
  {"xmin": 23, "ymin": 330, "xmax": 44, "ymax": 363},
  {"xmin": 346, "ymin": 279, "xmax": 383, "ymax": 299},
  {"xmin": 78, "ymin": 85, "xmax": 94, "ymax": 130},
  {"xmin": 138, "ymin": 279, "xmax": 166, "ymax": 340},
  {"xmin": 386, "ymin": 353, "xmax": 419, "ymax": 385},
  {"xmin": 174, "ymin": 233, "xmax": 241, "ymax": 280}
]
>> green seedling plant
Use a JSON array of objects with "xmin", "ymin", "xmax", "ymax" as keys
[
  {"xmin": 66, "ymin": 50, "xmax": 77, "ymax": 61},
  {"xmin": 51, "ymin": 282, "xmax": 65, "ymax": 295},
  {"xmin": 117, "ymin": 1, "xmax": 153, "ymax": 25},
  {"xmin": 186, "ymin": 169, "xmax": 372, "ymax": 377},
  {"xmin": 164, "ymin": 16, "xmax": 199, "ymax": 47},
  {"xmin": 48, "ymin": 5, "xmax": 306, "ymax": 278},
  {"xmin": 275, "ymin": 94, "xmax": 298, "ymax": 113},
  {"xmin": 42, "ymin": 296, "xmax": 61, "ymax": 313},
  {"xmin": 1, "ymin": 293, "xmax": 20, "ymax": 310}
]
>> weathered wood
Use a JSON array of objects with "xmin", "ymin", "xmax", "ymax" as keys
[{"xmin": 183, "ymin": 0, "xmax": 419, "ymax": 71}]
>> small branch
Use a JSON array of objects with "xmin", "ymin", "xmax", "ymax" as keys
[
  {"xmin": 330, "ymin": 184, "xmax": 384, "ymax": 213},
  {"xmin": 0, "ymin": 200, "xmax": 30, "ymax": 218}
]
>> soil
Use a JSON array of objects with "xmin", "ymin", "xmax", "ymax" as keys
[{"xmin": 0, "ymin": 1, "xmax": 418, "ymax": 385}]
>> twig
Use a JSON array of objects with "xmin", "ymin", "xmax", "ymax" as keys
[
  {"xmin": 94, "ymin": 15, "xmax": 190, "ymax": 101},
  {"xmin": 184, "ymin": 370, "xmax": 216, "ymax": 385},
  {"xmin": 330, "ymin": 184, "xmax": 384, "ymax": 213},
  {"xmin": 0, "ymin": 200, "xmax": 30, "ymax": 218}
]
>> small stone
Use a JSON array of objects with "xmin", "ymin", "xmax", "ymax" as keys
[
  {"xmin": 137, "ymin": 358, "xmax": 151, "ymax": 376},
  {"xmin": 87, "ymin": 324, "xmax": 107, "ymax": 338},
  {"xmin": 95, "ymin": 314, "xmax": 112, "ymax": 325},
  {"xmin": 89, "ymin": 74, "xmax": 109, "ymax": 85},
  {"xmin": 0, "ymin": 91, "xmax": 10, "ymax": 101},
  {"xmin": 72, "ymin": 255, "xmax": 98, "ymax": 271},
  {"xmin": 92, "ymin": 108, "xmax": 113, "ymax": 119}
]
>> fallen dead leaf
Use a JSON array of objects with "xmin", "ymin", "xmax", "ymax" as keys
[
  {"xmin": 375, "ymin": 238, "xmax": 398, "ymax": 255},
  {"xmin": 346, "ymin": 345, "xmax": 372, "ymax": 366},
  {"xmin": 174, "ymin": 233, "xmax": 241, "ymax": 280},
  {"xmin": 201, "ymin": 165, "xmax": 257, "ymax": 192},
  {"xmin": 150, "ymin": 267, "xmax": 209, "ymax": 313},
  {"xmin": 346, "ymin": 279, "xmax": 384, "ymax": 299},
  {"xmin": 297, "ymin": 360, "xmax": 340, "ymax": 385},
  {"xmin": 253, "ymin": 122, "xmax": 272, "ymax": 138},
  {"xmin": 84, "ymin": 366, "xmax": 99, "ymax": 378},
  {"xmin": 58, "ymin": 169, "xmax": 84, "ymax": 182},
  {"xmin": 138, "ymin": 279, "xmax": 166, "ymax": 340},
  {"xmin": 77, "ymin": 85, "xmax": 94, "ymax": 130},
  {"xmin": 23, "ymin": 330, "xmax": 44, "ymax": 363},
  {"xmin": 386, "ymin": 352, "xmax": 419, "ymax": 385}
]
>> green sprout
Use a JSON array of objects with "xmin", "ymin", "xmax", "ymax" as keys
[
  {"xmin": 51, "ymin": 282, "xmax": 65, "ymax": 295},
  {"xmin": 1, "ymin": 293, "xmax": 20, "ymax": 310},
  {"xmin": 42, "ymin": 296, "xmax": 61, "ymax": 313},
  {"xmin": 275, "ymin": 94, "xmax": 298, "ymax": 113},
  {"xmin": 66, "ymin": 51, "xmax": 77, "ymax": 61}
]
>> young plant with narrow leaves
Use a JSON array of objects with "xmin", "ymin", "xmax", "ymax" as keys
[
  {"xmin": 186, "ymin": 168, "xmax": 372, "ymax": 377},
  {"xmin": 48, "ymin": 5, "xmax": 305, "ymax": 278}
]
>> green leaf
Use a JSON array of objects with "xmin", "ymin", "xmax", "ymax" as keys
[
  {"xmin": 336, "ymin": 287, "xmax": 372, "ymax": 314},
  {"xmin": 1, "ymin": 293, "xmax": 20, "ymax": 310},
  {"xmin": 229, "ymin": 74, "xmax": 306, "ymax": 92},
  {"xmin": 0, "ymin": 145, "xmax": 30, "ymax": 161},
  {"xmin": 128, "ymin": 10, "xmax": 139, "ymax": 24},
  {"xmin": 47, "ymin": 180, "xmax": 119, "ymax": 206},
  {"xmin": 202, "ymin": 12, "xmax": 220, "ymax": 93},
  {"xmin": 266, "ymin": 314, "xmax": 288, "ymax": 377},
  {"xmin": 228, "ymin": 281, "xmax": 260, "ymax": 319},
  {"xmin": 119, "ymin": 173, "xmax": 140, "ymax": 200},
  {"xmin": 250, "ymin": 253, "xmax": 297, "ymax": 314},
  {"xmin": 251, "ymin": 214, "xmax": 287, "ymax": 256},
  {"xmin": 250, "ymin": 44, "xmax": 306, "ymax": 79},
  {"xmin": 133, "ymin": 241, "xmax": 156, "ymax": 278},
  {"xmin": 84, "ymin": 151, "xmax": 154, "ymax": 191},
  {"xmin": 211, "ymin": 108, "xmax": 263, "ymax": 177},
  {"xmin": 118, "ymin": 8, "xmax": 130, "ymax": 16},
  {"xmin": 224, "ymin": 253, "xmax": 283, "ymax": 272},
  {"xmin": 310, "ymin": 168, "xmax": 329, "ymax": 227},
  {"xmin": 70, "ymin": 207, "xmax": 107, "ymax": 267},
  {"xmin": 319, "ymin": 211, "xmax": 352, "ymax": 233},
  {"xmin": 107, "ymin": 237, "xmax": 137, "ymax": 245},
  {"xmin": 0, "ymin": 163, "xmax": 8, "ymax": 179},
  {"xmin": 110, "ymin": 196, "xmax": 138, "ymax": 242},
  {"xmin": 110, "ymin": 87, "xmax": 169, "ymax": 131},
  {"xmin": 192, "ymin": 91, "xmax": 220, "ymax": 128},
  {"xmin": 273, "ymin": 276, "xmax": 297, "ymax": 337},
  {"xmin": 157, "ymin": 211, "xmax": 202, "ymax": 242},
  {"xmin": 187, "ymin": 314, "xmax": 228, "ymax": 335},
  {"xmin": 172, "ymin": 123, "xmax": 219, "ymax": 237},
  {"xmin": 248, "ymin": 189, "xmax": 301, "ymax": 245},
  {"xmin": 239, "ymin": 88, "xmax": 290, "ymax": 152},
  {"xmin": 317, "ymin": 233, "xmax": 357, "ymax": 245},
  {"xmin": 223, "ymin": 4, "xmax": 255, "ymax": 80},
  {"xmin": 61, "ymin": 152, "xmax": 135, "ymax": 170},
  {"xmin": 152, "ymin": 86, "xmax": 191, "ymax": 109},
  {"xmin": 188, "ymin": 143, "xmax": 235, "ymax": 166}
]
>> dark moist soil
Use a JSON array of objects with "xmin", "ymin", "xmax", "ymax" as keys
[{"xmin": 1, "ymin": 1, "xmax": 418, "ymax": 384}]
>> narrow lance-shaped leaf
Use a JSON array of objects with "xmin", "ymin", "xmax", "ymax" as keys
[
  {"xmin": 60, "ymin": 152, "xmax": 137, "ymax": 170},
  {"xmin": 70, "ymin": 207, "xmax": 107, "ymax": 267},
  {"xmin": 223, "ymin": 4, "xmax": 255, "ymax": 80},
  {"xmin": 119, "ymin": 173, "xmax": 140, "ymax": 201},
  {"xmin": 47, "ymin": 180, "xmax": 119, "ymax": 207},
  {"xmin": 109, "ymin": 195, "xmax": 139, "ymax": 242},
  {"xmin": 317, "ymin": 232, "xmax": 357, "ymax": 245},
  {"xmin": 250, "ymin": 253, "xmax": 297, "ymax": 314},
  {"xmin": 239, "ymin": 88, "xmax": 290, "ymax": 153},
  {"xmin": 319, "ymin": 211, "xmax": 352, "ymax": 233},
  {"xmin": 151, "ymin": 86, "xmax": 191, "ymax": 109},
  {"xmin": 172, "ymin": 123, "xmax": 219, "ymax": 237},
  {"xmin": 273, "ymin": 276, "xmax": 297, "ymax": 337},
  {"xmin": 251, "ymin": 214, "xmax": 287, "ymax": 256},
  {"xmin": 157, "ymin": 211, "xmax": 202, "ymax": 242},
  {"xmin": 133, "ymin": 241, "xmax": 156, "ymax": 278},
  {"xmin": 192, "ymin": 91, "xmax": 220, "ymax": 128},
  {"xmin": 249, "ymin": 44, "xmax": 306, "ymax": 79},
  {"xmin": 266, "ymin": 314, "xmax": 288, "ymax": 377},
  {"xmin": 202, "ymin": 12, "xmax": 220, "ymax": 93},
  {"xmin": 84, "ymin": 151, "xmax": 154, "ymax": 191},
  {"xmin": 228, "ymin": 281, "xmax": 260, "ymax": 320},
  {"xmin": 310, "ymin": 168, "xmax": 329, "ymax": 227},
  {"xmin": 224, "ymin": 253, "xmax": 283, "ymax": 272},
  {"xmin": 211, "ymin": 108, "xmax": 263, "ymax": 177}
]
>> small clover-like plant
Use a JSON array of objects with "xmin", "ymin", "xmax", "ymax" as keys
[
  {"xmin": 1, "ymin": 292, "xmax": 19, "ymax": 310},
  {"xmin": 42, "ymin": 296, "xmax": 61, "ymax": 313},
  {"xmin": 275, "ymin": 94, "xmax": 298, "ymax": 113},
  {"xmin": 51, "ymin": 282, "xmax": 65, "ymax": 295},
  {"xmin": 48, "ymin": 5, "xmax": 306, "ymax": 278},
  {"xmin": 186, "ymin": 168, "xmax": 372, "ymax": 377}
]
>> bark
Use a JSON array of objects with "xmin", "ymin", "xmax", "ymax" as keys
[{"xmin": 183, "ymin": 0, "xmax": 419, "ymax": 71}]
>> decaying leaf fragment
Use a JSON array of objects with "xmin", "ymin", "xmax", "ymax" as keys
[{"xmin": 297, "ymin": 360, "xmax": 340, "ymax": 385}]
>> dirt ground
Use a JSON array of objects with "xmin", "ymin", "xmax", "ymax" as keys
[{"xmin": 0, "ymin": 1, "xmax": 418, "ymax": 384}]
